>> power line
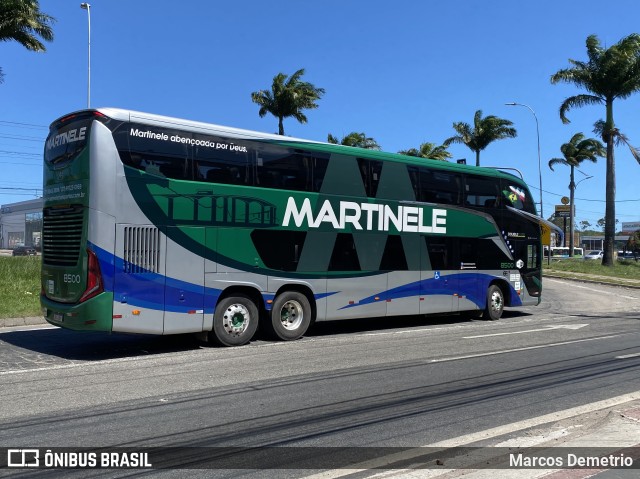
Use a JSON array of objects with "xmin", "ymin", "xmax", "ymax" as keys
[
  {"xmin": 528, "ymin": 183, "xmax": 640, "ymax": 204},
  {"xmin": 0, "ymin": 119, "xmax": 48, "ymax": 130},
  {"xmin": 0, "ymin": 149, "xmax": 40, "ymax": 157},
  {"xmin": 0, "ymin": 133, "xmax": 44, "ymax": 142}
]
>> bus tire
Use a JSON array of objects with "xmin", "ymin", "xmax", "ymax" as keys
[
  {"xmin": 483, "ymin": 284, "xmax": 504, "ymax": 321},
  {"xmin": 210, "ymin": 294, "xmax": 259, "ymax": 346},
  {"xmin": 268, "ymin": 291, "xmax": 312, "ymax": 341}
]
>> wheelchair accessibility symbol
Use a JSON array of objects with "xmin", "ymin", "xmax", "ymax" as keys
[{"xmin": 434, "ymin": 271, "xmax": 441, "ymax": 280}]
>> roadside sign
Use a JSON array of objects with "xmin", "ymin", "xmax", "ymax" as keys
[{"xmin": 555, "ymin": 204, "xmax": 574, "ymax": 218}]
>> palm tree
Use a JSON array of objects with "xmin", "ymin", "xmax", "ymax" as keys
[
  {"xmin": 548, "ymin": 133, "xmax": 605, "ymax": 256},
  {"xmin": 0, "ymin": 0, "xmax": 55, "ymax": 50},
  {"xmin": 444, "ymin": 110, "xmax": 517, "ymax": 166},
  {"xmin": 550, "ymin": 34, "xmax": 640, "ymax": 266},
  {"xmin": 251, "ymin": 68, "xmax": 324, "ymax": 136},
  {"xmin": 327, "ymin": 132, "xmax": 380, "ymax": 150},
  {"xmin": 398, "ymin": 142, "xmax": 451, "ymax": 161},
  {"xmin": 0, "ymin": 0, "xmax": 55, "ymax": 83}
]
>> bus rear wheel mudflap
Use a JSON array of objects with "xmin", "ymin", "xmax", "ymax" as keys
[
  {"xmin": 483, "ymin": 284, "xmax": 505, "ymax": 321},
  {"xmin": 210, "ymin": 294, "xmax": 259, "ymax": 346},
  {"xmin": 267, "ymin": 291, "xmax": 312, "ymax": 341}
]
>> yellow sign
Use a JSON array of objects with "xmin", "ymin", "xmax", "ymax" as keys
[{"xmin": 541, "ymin": 223, "xmax": 552, "ymax": 246}]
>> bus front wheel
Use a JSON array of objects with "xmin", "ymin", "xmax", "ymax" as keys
[
  {"xmin": 210, "ymin": 294, "xmax": 259, "ymax": 346},
  {"xmin": 483, "ymin": 285, "xmax": 504, "ymax": 321},
  {"xmin": 268, "ymin": 291, "xmax": 312, "ymax": 341}
]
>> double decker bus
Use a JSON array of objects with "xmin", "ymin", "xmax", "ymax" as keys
[{"xmin": 41, "ymin": 108, "xmax": 549, "ymax": 346}]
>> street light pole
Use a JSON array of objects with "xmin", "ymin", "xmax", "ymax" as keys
[
  {"xmin": 571, "ymin": 172, "xmax": 593, "ymax": 256},
  {"xmin": 505, "ymin": 102, "xmax": 543, "ymax": 218},
  {"xmin": 80, "ymin": 3, "xmax": 91, "ymax": 108}
]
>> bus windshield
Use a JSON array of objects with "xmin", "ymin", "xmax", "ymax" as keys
[{"xmin": 44, "ymin": 114, "xmax": 94, "ymax": 168}]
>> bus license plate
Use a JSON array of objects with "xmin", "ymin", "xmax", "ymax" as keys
[{"xmin": 53, "ymin": 312, "xmax": 63, "ymax": 322}]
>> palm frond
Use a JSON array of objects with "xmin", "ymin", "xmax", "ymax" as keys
[
  {"xmin": 548, "ymin": 158, "xmax": 568, "ymax": 171},
  {"xmin": 558, "ymin": 94, "xmax": 602, "ymax": 124}
]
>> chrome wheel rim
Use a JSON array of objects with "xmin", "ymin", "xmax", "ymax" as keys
[
  {"xmin": 279, "ymin": 300, "xmax": 304, "ymax": 331},
  {"xmin": 222, "ymin": 303, "xmax": 251, "ymax": 336},
  {"xmin": 490, "ymin": 290, "xmax": 503, "ymax": 313}
]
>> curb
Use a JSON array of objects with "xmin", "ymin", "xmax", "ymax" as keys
[
  {"xmin": 0, "ymin": 316, "xmax": 47, "ymax": 328},
  {"xmin": 543, "ymin": 272, "xmax": 640, "ymax": 289}
]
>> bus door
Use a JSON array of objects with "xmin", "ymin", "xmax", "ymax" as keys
[
  {"xmin": 163, "ymin": 227, "xmax": 205, "ymax": 334},
  {"xmin": 113, "ymin": 224, "xmax": 165, "ymax": 334},
  {"xmin": 501, "ymin": 207, "xmax": 546, "ymax": 300},
  {"xmin": 511, "ymin": 238, "xmax": 542, "ymax": 298},
  {"xmin": 421, "ymin": 236, "xmax": 459, "ymax": 314}
]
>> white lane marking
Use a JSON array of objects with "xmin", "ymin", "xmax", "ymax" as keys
[
  {"xmin": 300, "ymin": 391, "xmax": 640, "ymax": 479},
  {"xmin": 464, "ymin": 324, "xmax": 588, "ymax": 339},
  {"xmin": 545, "ymin": 278, "xmax": 639, "ymax": 300},
  {"xmin": 616, "ymin": 352, "xmax": 640, "ymax": 359},
  {"xmin": 430, "ymin": 335, "xmax": 620, "ymax": 363},
  {"xmin": 0, "ymin": 354, "xmax": 151, "ymax": 376}
]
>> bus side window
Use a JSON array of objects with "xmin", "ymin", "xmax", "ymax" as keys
[
  {"xmin": 126, "ymin": 124, "xmax": 191, "ymax": 180},
  {"xmin": 193, "ymin": 136, "xmax": 250, "ymax": 185},
  {"xmin": 312, "ymin": 154, "xmax": 329, "ymax": 192},
  {"xmin": 357, "ymin": 159, "xmax": 383, "ymax": 197},
  {"xmin": 408, "ymin": 166, "xmax": 421, "ymax": 201},
  {"xmin": 255, "ymin": 145, "xmax": 312, "ymax": 192},
  {"xmin": 424, "ymin": 237, "xmax": 456, "ymax": 270},
  {"xmin": 465, "ymin": 175, "xmax": 499, "ymax": 207},
  {"xmin": 329, "ymin": 234, "xmax": 361, "ymax": 271},
  {"xmin": 419, "ymin": 169, "xmax": 461, "ymax": 205}
]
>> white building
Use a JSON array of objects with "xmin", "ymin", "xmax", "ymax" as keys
[{"xmin": 0, "ymin": 198, "xmax": 43, "ymax": 249}]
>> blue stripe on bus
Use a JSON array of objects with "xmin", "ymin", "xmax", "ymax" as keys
[
  {"xmin": 89, "ymin": 243, "xmax": 521, "ymax": 315},
  {"xmin": 339, "ymin": 274, "xmax": 522, "ymax": 310}
]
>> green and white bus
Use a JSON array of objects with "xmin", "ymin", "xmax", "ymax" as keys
[{"xmin": 41, "ymin": 108, "xmax": 548, "ymax": 346}]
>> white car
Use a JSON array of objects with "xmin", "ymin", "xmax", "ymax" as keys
[{"xmin": 584, "ymin": 250, "xmax": 604, "ymax": 260}]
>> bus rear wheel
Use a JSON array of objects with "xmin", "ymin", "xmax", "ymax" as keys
[
  {"xmin": 483, "ymin": 284, "xmax": 504, "ymax": 321},
  {"xmin": 268, "ymin": 291, "xmax": 312, "ymax": 341},
  {"xmin": 210, "ymin": 294, "xmax": 259, "ymax": 346}
]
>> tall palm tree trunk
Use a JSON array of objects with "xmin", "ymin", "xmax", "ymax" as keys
[
  {"xmin": 603, "ymin": 100, "xmax": 616, "ymax": 266},
  {"xmin": 475, "ymin": 150, "xmax": 480, "ymax": 167},
  {"xmin": 278, "ymin": 117, "xmax": 285, "ymax": 136}
]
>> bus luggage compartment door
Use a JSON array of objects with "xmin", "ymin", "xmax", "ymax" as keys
[{"xmin": 163, "ymin": 227, "xmax": 205, "ymax": 334}]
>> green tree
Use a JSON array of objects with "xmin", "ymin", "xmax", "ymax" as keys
[
  {"xmin": 548, "ymin": 133, "xmax": 605, "ymax": 256},
  {"xmin": 251, "ymin": 68, "xmax": 324, "ymax": 136},
  {"xmin": 596, "ymin": 217, "xmax": 619, "ymax": 232},
  {"xmin": 398, "ymin": 142, "xmax": 451, "ymax": 161},
  {"xmin": 327, "ymin": 132, "xmax": 380, "ymax": 150},
  {"xmin": 551, "ymin": 34, "xmax": 640, "ymax": 266},
  {"xmin": 579, "ymin": 220, "xmax": 592, "ymax": 232},
  {"xmin": 0, "ymin": 0, "xmax": 55, "ymax": 82},
  {"xmin": 444, "ymin": 110, "xmax": 517, "ymax": 166}
]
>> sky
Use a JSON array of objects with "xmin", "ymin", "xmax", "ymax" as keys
[{"xmin": 1, "ymin": 0, "xmax": 639, "ymax": 231}]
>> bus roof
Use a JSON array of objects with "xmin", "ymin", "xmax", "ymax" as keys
[{"xmin": 53, "ymin": 107, "xmax": 529, "ymax": 186}]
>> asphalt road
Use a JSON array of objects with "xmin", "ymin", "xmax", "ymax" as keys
[{"xmin": 1, "ymin": 278, "xmax": 639, "ymax": 476}]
